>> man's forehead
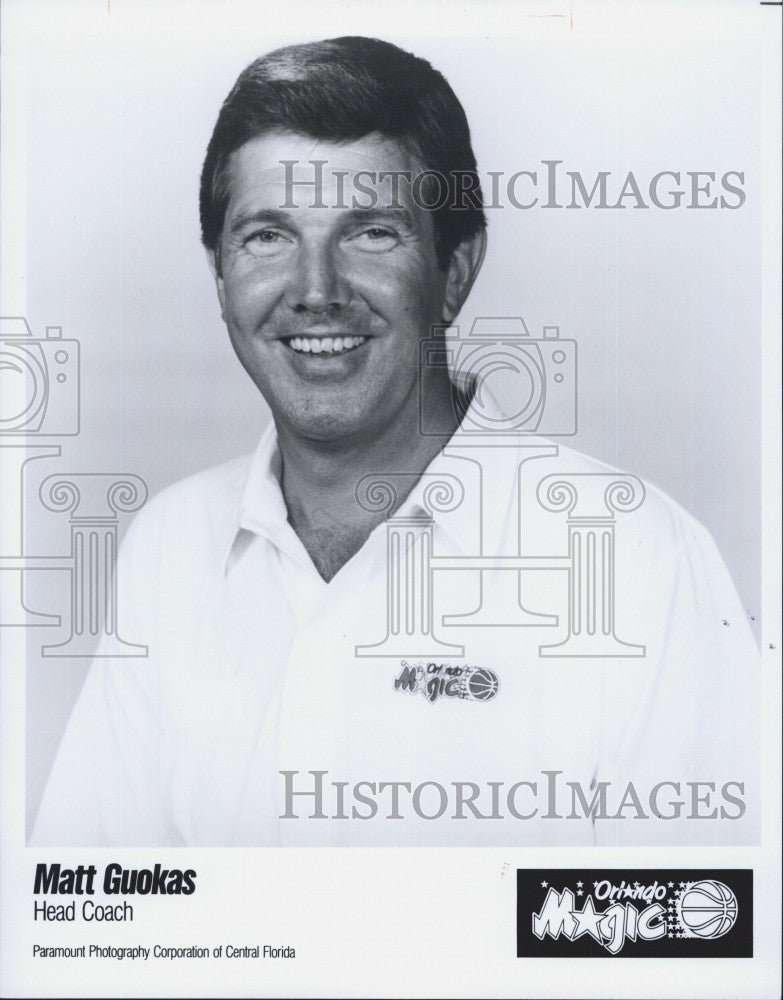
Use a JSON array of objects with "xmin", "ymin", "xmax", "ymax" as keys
[
  {"xmin": 231, "ymin": 129, "xmax": 420, "ymax": 174},
  {"xmin": 224, "ymin": 130, "xmax": 428, "ymax": 215}
]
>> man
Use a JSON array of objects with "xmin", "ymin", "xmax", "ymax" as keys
[{"xmin": 32, "ymin": 36, "xmax": 758, "ymax": 847}]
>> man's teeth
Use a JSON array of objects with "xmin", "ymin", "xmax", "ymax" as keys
[{"xmin": 287, "ymin": 335, "xmax": 366, "ymax": 355}]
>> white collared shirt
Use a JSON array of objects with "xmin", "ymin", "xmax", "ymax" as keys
[{"xmin": 32, "ymin": 417, "xmax": 759, "ymax": 846}]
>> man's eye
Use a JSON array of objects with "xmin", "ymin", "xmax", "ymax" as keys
[
  {"xmin": 351, "ymin": 227, "xmax": 399, "ymax": 250},
  {"xmin": 244, "ymin": 230, "xmax": 290, "ymax": 254},
  {"xmin": 251, "ymin": 230, "xmax": 282, "ymax": 242}
]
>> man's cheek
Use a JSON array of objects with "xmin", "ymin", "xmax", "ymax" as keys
[{"xmin": 223, "ymin": 279, "xmax": 281, "ymax": 323}]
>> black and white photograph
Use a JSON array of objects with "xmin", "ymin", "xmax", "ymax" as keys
[{"xmin": 1, "ymin": 0, "xmax": 780, "ymax": 996}]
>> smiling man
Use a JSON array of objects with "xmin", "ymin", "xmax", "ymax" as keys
[
  {"xmin": 32, "ymin": 36, "xmax": 758, "ymax": 847},
  {"xmin": 206, "ymin": 126, "xmax": 483, "ymax": 579}
]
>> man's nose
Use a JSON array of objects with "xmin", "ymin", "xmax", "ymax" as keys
[{"xmin": 283, "ymin": 243, "xmax": 350, "ymax": 312}]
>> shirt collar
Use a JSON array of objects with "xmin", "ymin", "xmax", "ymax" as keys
[
  {"xmin": 236, "ymin": 421, "xmax": 287, "ymax": 539},
  {"xmin": 222, "ymin": 422, "xmax": 289, "ymax": 575},
  {"xmin": 399, "ymin": 387, "xmax": 541, "ymax": 555},
  {"xmin": 393, "ymin": 439, "xmax": 477, "ymax": 555},
  {"xmin": 223, "ymin": 388, "xmax": 542, "ymax": 573}
]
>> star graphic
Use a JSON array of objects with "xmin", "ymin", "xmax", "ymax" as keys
[
  {"xmin": 576, "ymin": 881, "xmax": 584, "ymax": 889},
  {"xmin": 593, "ymin": 881, "xmax": 598, "ymax": 888},
  {"xmin": 633, "ymin": 881, "xmax": 640, "ymax": 889},
  {"xmin": 571, "ymin": 896, "xmax": 605, "ymax": 944},
  {"xmin": 667, "ymin": 882, "xmax": 674, "ymax": 888},
  {"xmin": 577, "ymin": 889, "xmax": 583, "ymax": 896},
  {"xmin": 668, "ymin": 933, "xmax": 673, "ymax": 938},
  {"xmin": 540, "ymin": 880, "xmax": 548, "ymax": 888},
  {"xmin": 678, "ymin": 882, "xmax": 685, "ymax": 888}
]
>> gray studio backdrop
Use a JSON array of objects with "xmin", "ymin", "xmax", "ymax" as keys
[{"xmin": 16, "ymin": 23, "xmax": 760, "ymax": 834}]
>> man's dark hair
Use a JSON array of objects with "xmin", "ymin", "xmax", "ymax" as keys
[{"xmin": 199, "ymin": 36, "xmax": 486, "ymax": 270}]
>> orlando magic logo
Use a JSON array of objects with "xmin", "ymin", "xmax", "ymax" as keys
[
  {"xmin": 517, "ymin": 869, "xmax": 752, "ymax": 958},
  {"xmin": 393, "ymin": 661, "xmax": 499, "ymax": 704}
]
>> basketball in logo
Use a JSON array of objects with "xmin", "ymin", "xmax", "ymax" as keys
[
  {"xmin": 678, "ymin": 880, "xmax": 738, "ymax": 939},
  {"xmin": 467, "ymin": 668, "xmax": 499, "ymax": 701}
]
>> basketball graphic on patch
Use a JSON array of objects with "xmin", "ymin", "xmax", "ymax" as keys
[
  {"xmin": 467, "ymin": 668, "xmax": 499, "ymax": 701},
  {"xmin": 677, "ymin": 880, "xmax": 738, "ymax": 939}
]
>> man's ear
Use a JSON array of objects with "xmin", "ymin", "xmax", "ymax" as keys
[
  {"xmin": 205, "ymin": 246, "xmax": 226, "ymax": 318},
  {"xmin": 442, "ymin": 228, "xmax": 487, "ymax": 323}
]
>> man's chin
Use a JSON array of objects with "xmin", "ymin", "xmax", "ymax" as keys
[{"xmin": 277, "ymin": 409, "xmax": 367, "ymax": 448}]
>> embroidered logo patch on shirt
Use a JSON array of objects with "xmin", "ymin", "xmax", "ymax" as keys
[{"xmin": 393, "ymin": 661, "xmax": 499, "ymax": 703}]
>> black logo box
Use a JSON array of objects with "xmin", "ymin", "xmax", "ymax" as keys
[{"xmin": 517, "ymin": 868, "xmax": 752, "ymax": 958}]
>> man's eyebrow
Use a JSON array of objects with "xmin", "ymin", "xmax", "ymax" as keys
[
  {"xmin": 227, "ymin": 209, "xmax": 292, "ymax": 234},
  {"xmin": 227, "ymin": 206, "xmax": 417, "ymax": 234},
  {"xmin": 341, "ymin": 207, "xmax": 416, "ymax": 229}
]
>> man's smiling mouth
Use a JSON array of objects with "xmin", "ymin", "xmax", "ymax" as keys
[{"xmin": 285, "ymin": 335, "xmax": 367, "ymax": 355}]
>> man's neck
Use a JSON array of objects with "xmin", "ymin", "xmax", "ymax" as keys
[{"xmin": 277, "ymin": 377, "xmax": 464, "ymax": 582}]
